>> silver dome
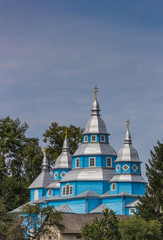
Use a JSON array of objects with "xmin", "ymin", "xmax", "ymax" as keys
[
  {"xmin": 54, "ymin": 137, "xmax": 72, "ymax": 169},
  {"xmin": 83, "ymin": 99, "xmax": 109, "ymax": 135},
  {"xmin": 115, "ymin": 128, "xmax": 141, "ymax": 163}
]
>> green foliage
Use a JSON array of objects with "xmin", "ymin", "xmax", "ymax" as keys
[
  {"xmin": 81, "ymin": 209, "xmax": 121, "ymax": 240},
  {"xmin": 137, "ymin": 141, "xmax": 163, "ymax": 231},
  {"xmin": 43, "ymin": 122, "xmax": 83, "ymax": 165},
  {"xmin": 0, "ymin": 117, "xmax": 43, "ymax": 211},
  {"xmin": 21, "ymin": 204, "xmax": 64, "ymax": 240},
  {"xmin": 119, "ymin": 215, "xmax": 162, "ymax": 240}
]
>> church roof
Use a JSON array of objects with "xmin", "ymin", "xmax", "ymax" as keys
[
  {"xmin": 83, "ymin": 99, "xmax": 109, "ymax": 135},
  {"xmin": 73, "ymin": 142, "xmax": 116, "ymax": 156},
  {"xmin": 54, "ymin": 137, "xmax": 72, "ymax": 169},
  {"xmin": 89, "ymin": 203, "xmax": 110, "ymax": 213},
  {"xmin": 46, "ymin": 180, "xmax": 60, "ymax": 189},
  {"xmin": 60, "ymin": 167, "xmax": 114, "ymax": 182},
  {"xmin": 110, "ymin": 174, "xmax": 146, "ymax": 183},
  {"xmin": 126, "ymin": 199, "xmax": 140, "ymax": 207},
  {"xmin": 28, "ymin": 150, "xmax": 53, "ymax": 189},
  {"xmin": 55, "ymin": 204, "xmax": 74, "ymax": 213},
  {"xmin": 115, "ymin": 127, "xmax": 141, "ymax": 163}
]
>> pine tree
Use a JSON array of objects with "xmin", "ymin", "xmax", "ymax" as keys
[{"xmin": 137, "ymin": 141, "xmax": 163, "ymax": 231}]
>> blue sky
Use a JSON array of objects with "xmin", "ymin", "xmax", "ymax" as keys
[{"xmin": 0, "ymin": 0, "xmax": 163, "ymax": 179}]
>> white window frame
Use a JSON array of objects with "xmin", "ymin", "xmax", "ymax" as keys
[
  {"xmin": 47, "ymin": 189, "xmax": 52, "ymax": 197},
  {"xmin": 91, "ymin": 135, "xmax": 97, "ymax": 142},
  {"xmin": 60, "ymin": 171, "xmax": 66, "ymax": 178},
  {"xmin": 89, "ymin": 157, "xmax": 96, "ymax": 167},
  {"xmin": 116, "ymin": 164, "xmax": 120, "ymax": 171},
  {"xmin": 54, "ymin": 172, "xmax": 58, "ymax": 179},
  {"xmin": 112, "ymin": 183, "xmax": 116, "ymax": 191},
  {"xmin": 84, "ymin": 136, "xmax": 88, "ymax": 142},
  {"xmin": 129, "ymin": 208, "xmax": 136, "ymax": 214},
  {"xmin": 76, "ymin": 158, "xmax": 80, "ymax": 168},
  {"xmin": 100, "ymin": 135, "xmax": 105, "ymax": 142},
  {"xmin": 34, "ymin": 189, "xmax": 39, "ymax": 200},
  {"xmin": 63, "ymin": 183, "xmax": 73, "ymax": 196},
  {"xmin": 106, "ymin": 157, "xmax": 112, "ymax": 167}
]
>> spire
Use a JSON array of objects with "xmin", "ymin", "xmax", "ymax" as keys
[
  {"xmin": 42, "ymin": 147, "xmax": 48, "ymax": 171},
  {"xmin": 91, "ymin": 86, "xmax": 100, "ymax": 116},
  {"xmin": 62, "ymin": 137, "xmax": 69, "ymax": 152},
  {"xmin": 124, "ymin": 119, "xmax": 132, "ymax": 144}
]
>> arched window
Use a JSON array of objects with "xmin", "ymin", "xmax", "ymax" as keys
[
  {"xmin": 66, "ymin": 184, "xmax": 70, "ymax": 195},
  {"xmin": 62, "ymin": 183, "xmax": 73, "ymax": 196},
  {"xmin": 34, "ymin": 189, "xmax": 39, "ymax": 200}
]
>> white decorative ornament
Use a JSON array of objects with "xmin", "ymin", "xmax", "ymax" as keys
[
  {"xmin": 54, "ymin": 172, "xmax": 58, "ymax": 179},
  {"xmin": 116, "ymin": 164, "xmax": 120, "ymax": 171},
  {"xmin": 122, "ymin": 164, "xmax": 129, "ymax": 171},
  {"xmin": 132, "ymin": 164, "xmax": 138, "ymax": 172},
  {"xmin": 60, "ymin": 171, "xmax": 66, "ymax": 178}
]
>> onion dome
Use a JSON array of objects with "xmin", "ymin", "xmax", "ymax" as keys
[
  {"xmin": 28, "ymin": 148, "xmax": 52, "ymax": 189},
  {"xmin": 83, "ymin": 99, "xmax": 109, "ymax": 135},
  {"xmin": 115, "ymin": 123, "xmax": 141, "ymax": 163},
  {"xmin": 54, "ymin": 136, "xmax": 72, "ymax": 169}
]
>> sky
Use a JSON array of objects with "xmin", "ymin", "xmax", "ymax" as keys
[{"xmin": 0, "ymin": 0, "xmax": 163, "ymax": 179}]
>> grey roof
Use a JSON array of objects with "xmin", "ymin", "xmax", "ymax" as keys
[
  {"xmin": 126, "ymin": 199, "xmax": 140, "ymax": 207},
  {"xmin": 46, "ymin": 180, "xmax": 60, "ymax": 189},
  {"xmin": 54, "ymin": 138, "xmax": 72, "ymax": 169},
  {"xmin": 83, "ymin": 99, "xmax": 109, "ymax": 135},
  {"xmin": 89, "ymin": 203, "xmax": 109, "ymax": 213},
  {"xmin": 55, "ymin": 204, "xmax": 74, "ymax": 213},
  {"xmin": 76, "ymin": 190, "xmax": 100, "ymax": 198},
  {"xmin": 60, "ymin": 167, "xmax": 114, "ymax": 182},
  {"xmin": 73, "ymin": 142, "xmax": 116, "ymax": 156},
  {"xmin": 115, "ymin": 128, "xmax": 141, "ymax": 163},
  {"xmin": 10, "ymin": 200, "xmax": 35, "ymax": 213},
  {"xmin": 110, "ymin": 174, "xmax": 146, "ymax": 183},
  {"xmin": 28, "ymin": 170, "xmax": 53, "ymax": 189}
]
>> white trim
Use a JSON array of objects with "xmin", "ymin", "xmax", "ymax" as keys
[
  {"xmin": 62, "ymin": 186, "xmax": 66, "ymax": 196},
  {"xmin": 129, "ymin": 208, "xmax": 136, "ymax": 214},
  {"xmin": 132, "ymin": 164, "xmax": 138, "ymax": 172},
  {"xmin": 122, "ymin": 164, "xmax": 130, "ymax": 171},
  {"xmin": 91, "ymin": 135, "xmax": 97, "ymax": 142},
  {"xmin": 54, "ymin": 172, "xmax": 58, "ymax": 179},
  {"xmin": 106, "ymin": 157, "xmax": 112, "ymax": 167},
  {"xmin": 62, "ymin": 183, "xmax": 73, "ymax": 196},
  {"xmin": 84, "ymin": 136, "xmax": 88, "ymax": 142},
  {"xmin": 89, "ymin": 157, "xmax": 96, "ymax": 167},
  {"xmin": 76, "ymin": 158, "xmax": 80, "ymax": 168},
  {"xmin": 60, "ymin": 171, "xmax": 66, "ymax": 178},
  {"xmin": 112, "ymin": 183, "xmax": 116, "ymax": 191},
  {"xmin": 116, "ymin": 164, "xmax": 120, "ymax": 171},
  {"xmin": 100, "ymin": 135, "xmax": 105, "ymax": 142}
]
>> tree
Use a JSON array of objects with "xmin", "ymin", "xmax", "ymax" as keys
[
  {"xmin": 81, "ymin": 209, "xmax": 121, "ymax": 240},
  {"xmin": 119, "ymin": 215, "xmax": 162, "ymax": 240},
  {"xmin": 43, "ymin": 122, "xmax": 83, "ymax": 166},
  {"xmin": 20, "ymin": 204, "xmax": 64, "ymax": 240},
  {"xmin": 137, "ymin": 141, "xmax": 163, "ymax": 231},
  {"xmin": 0, "ymin": 117, "xmax": 43, "ymax": 211}
]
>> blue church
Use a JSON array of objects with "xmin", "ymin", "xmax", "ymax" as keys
[{"xmin": 27, "ymin": 89, "xmax": 146, "ymax": 216}]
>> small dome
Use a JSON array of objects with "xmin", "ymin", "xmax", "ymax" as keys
[
  {"xmin": 54, "ymin": 138, "xmax": 72, "ymax": 169},
  {"xmin": 115, "ymin": 128, "xmax": 141, "ymax": 163},
  {"xmin": 83, "ymin": 99, "xmax": 109, "ymax": 135}
]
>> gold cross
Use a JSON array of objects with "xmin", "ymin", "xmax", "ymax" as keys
[
  {"xmin": 44, "ymin": 147, "xmax": 46, "ymax": 156},
  {"xmin": 93, "ymin": 85, "xmax": 99, "ymax": 99},
  {"xmin": 65, "ymin": 128, "xmax": 68, "ymax": 138},
  {"xmin": 126, "ymin": 119, "xmax": 130, "ymax": 130}
]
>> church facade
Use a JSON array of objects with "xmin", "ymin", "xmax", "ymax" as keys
[{"xmin": 28, "ymin": 91, "xmax": 146, "ymax": 216}]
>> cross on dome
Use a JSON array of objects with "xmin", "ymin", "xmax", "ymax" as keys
[
  {"xmin": 65, "ymin": 128, "xmax": 68, "ymax": 138},
  {"xmin": 93, "ymin": 85, "xmax": 99, "ymax": 100},
  {"xmin": 126, "ymin": 119, "xmax": 130, "ymax": 130}
]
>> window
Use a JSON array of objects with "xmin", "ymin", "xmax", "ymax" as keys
[
  {"xmin": 112, "ymin": 183, "xmax": 116, "ymax": 191},
  {"xmin": 62, "ymin": 187, "xmax": 66, "ymax": 196},
  {"xmin": 60, "ymin": 171, "xmax": 66, "ymax": 178},
  {"xmin": 34, "ymin": 189, "xmax": 39, "ymax": 200},
  {"xmin": 47, "ymin": 189, "xmax": 52, "ymax": 197},
  {"xmin": 100, "ymin": 135, "xmax": 105, "ymax": 142},
  {"xmin": 62, "ymin": 183, "xmax": 73, "ymax": 196},
  {"xmin": 106, "ymin": 157, "xmax": 112, "ymax": 167},
  {"xmin": 54, "ymin": 172, "xmax": 58, "ymax": 179},
  {"xmin": 84, "ymin": 136, "xmax": 88, "ymax": 142},
  {"xmin": 122, "ymin": 164, "xmax": 130, "ymax": 171},
  {"xmin": 76, "ymin": 158, "xmax": 80, "ymax": 168},
  {"xmin": 89, "ymin": 157, "xmax": 95, "ymax": 167},
  {"xmin": 129, "ymin": 208, "xmax": 136, "ymax": 214},
  {"xmin": 116, "ymin": 164, "xmax": 120, "ymax": 171},
  {"xmin": 91, "ymin": 135, "xmax": 97, "ymax": 142},
  {"xmin": 132, "ymin": 164, "xmax": 138, "ymax": 172}
]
